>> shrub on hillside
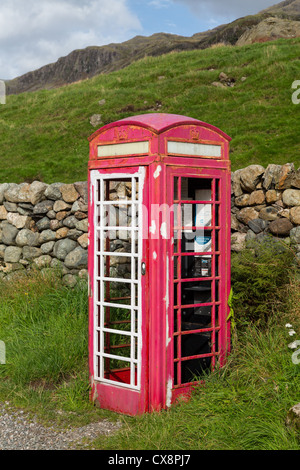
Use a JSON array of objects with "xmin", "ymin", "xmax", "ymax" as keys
[{"xmin": 231, "ymin": 235, "xmax": 297, "ymax": 328}]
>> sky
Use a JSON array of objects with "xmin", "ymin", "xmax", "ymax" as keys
[{"xmin": 0, "ymin": 0, "xmax": 278, "ymax": 80}]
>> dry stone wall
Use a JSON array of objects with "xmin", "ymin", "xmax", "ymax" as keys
[
  {"xmin": 231, "ymin": 163, "xmax": 300, "ymax": 260},
  {"xmin": 0, "ymin": 181, "xmax": 89, "ymax": 286},
  {"xmin": 0, "ymin": 162, "xmax": 299, "ymax": 285}
]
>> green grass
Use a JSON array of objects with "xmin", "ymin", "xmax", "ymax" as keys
[
  {"xmin": 0, "ymin": 250, "xmax": 299, "ymax": 449},
  {"xmin": 0, "ymin": 268, "xmax": 113, "ymax": 428},
  {"xmin": 0, "ymin": 37, "xmax": 300, "ymax": 184},
  {"xmin": 97, "ymin": 248, "xmax": 300, "ymax": 451},
  {"xmin": 99, "ymin": 326, "xmax": 300, "ymax": 450}
]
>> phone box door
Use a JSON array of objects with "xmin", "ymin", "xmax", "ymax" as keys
[{"xmin": 89, "ymin": 166, "xmax": 149, "ymax": 415}]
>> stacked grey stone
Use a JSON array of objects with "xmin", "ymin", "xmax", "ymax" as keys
[
  {"xmin": 231, "ymin": 163, "xmax": 300, "ymax": 260},
  {"xmin": 1, "ymin": 162, "xmax": 300, "ymax": 286},
  {"xmin": 0, "ymin": 181, "xmax": 88, "ymax": 286}
]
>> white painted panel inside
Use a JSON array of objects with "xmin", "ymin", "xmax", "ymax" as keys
[
  {"xmin": 168, "ymin": 141, "xmax": 222, "ymax": 158},
  {"xmin": 98, "ymin": 141, "xmax": 149, "ymax": 157}
]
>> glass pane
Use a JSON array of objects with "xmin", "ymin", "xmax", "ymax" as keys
[
  {"xmin": 108, "ymin": 204, "xmax": 130, "ymax": 228},
  {"xmin": 104, "ymin": 333, "xmax": 131, "ymax": 358},
  {"xmin": 104, "ymin": 306, "xmax": 131, "ymax": 332},
  {"xmin": 174, "ymin": 283, "xmax": 178, "ymax": 307},
  {"xmin": 97, "ymin": 204, "xmax": 138, "ymax": 228},
  {"xmin": 104, "ymin": 359, "xmax": 132, "ymax": 385},
  {"xmin": 181, "ymin": 281, "xmax": 212, "ymax": 309},
  {"xmin": 97, "ymin": 280, "xmax": 102, "ymax": 302},
  {"xmin": 215, "ymin": 179, "xmax": 220, "ymax": 202},
  {"xmin": 181, "ymin": 331, "xmax": 211, "ymax": 359},
  {"xmin": 103, "ymin": 230, "xmax": 138, "ymax": 253},
  {"xmin": 194, "ymin": 231, "xmax": 212, "ymax": 252},
  {"xmin": 181, "ymin": 230, "xmax": 212, "ymax": 253},
  {"xmin": 103, "ymin": 229, "xmax": 138, "ymax": 245},
  {"xmin": 104, "ymin": 179, "xmax": 132, "ymax": 202},
  {"xmin": 195, "ymin": 202, "xmax": 212, "ymax": 228},
  {"xmin": 215, "ymin": 203, "xmax": 220, "ymax": 227},
  {"xmin": 179, "ymin": 177, "xmax": 212, "ymax": 201},
  {"xmin": 179, "ymin": 255, "xmax": 212, "ymax": 279},
  {"xmin": 180, "ymin": 305, "xmax": 212, "ymax": 330},
  {"xmin": 103, "ymin": 281, "xmax": 135, "ymax": 306},
  {"xmin": 181, "ymin": 356, "xmax": 211, "ymax": 383},
  {"xmin": 213, "ymin": 331, "xmax": 219, "ymax": 353},
  {"xmin": 215, "ymin": 280, "xmax": 220, "ymax": 303},
  {"xmin": 174, "ymin": 177, "xmax": 179, "ymax": 201},
  {"xmin": 175, "ymin": 204, "xmax": 212, "ymax": 229},
  {"xmin": 104, "ymin": 255, "xmax": 132, "ymax": 279}
]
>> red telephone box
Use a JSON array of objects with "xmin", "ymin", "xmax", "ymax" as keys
[{"xmin": 88, "ymin": 113, "xmax": 231, "ymax": 415}]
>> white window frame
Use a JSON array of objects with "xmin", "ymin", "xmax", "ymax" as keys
[{"xmin": 91, "ymin": 168, "xmax": 145, "ymax": 390}]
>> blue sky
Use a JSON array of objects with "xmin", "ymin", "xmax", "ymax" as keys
[
  {"xmin": 0, "ymin": 0, "xmax": 277, "ymax": 79},
  {"xmin": 129, "ymin": 0, "xmax": 219, "ymax": 36},
  {"xmin": 128, "ymin": 0, "xmax": 279, "ymax": 37},
  {"xmin": 129, "ymin": 0, "xmax": 268, "ymax": 37}
]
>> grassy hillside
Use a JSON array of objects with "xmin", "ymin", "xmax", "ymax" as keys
[{"xmin": 0, "ymin": 37, "xmax": 300, "ymax": 184}]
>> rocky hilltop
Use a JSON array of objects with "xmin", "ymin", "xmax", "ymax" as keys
[
  {"xmin": 260, "ymin": 0, "xmax": 300, "ymax": 16},
  {"xmin": 237, "ymin": 16, "xmax": 300, "ymax": 45},
  {"xmin": 6, "ymin": 34, "xmax": 210, "ymax": 94},
  {"xmin": 5, "ymin": 0, "xmax": 300, "ymax": 95}
]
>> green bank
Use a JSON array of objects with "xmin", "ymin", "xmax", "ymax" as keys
[{"xmin": 0, "ymin": 37, "xmax": 299, "ymax": 184}]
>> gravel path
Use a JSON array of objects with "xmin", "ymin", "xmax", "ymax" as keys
[{"xmin": 0, "ymin": 402, "xmax": 122, "ymax": 450}]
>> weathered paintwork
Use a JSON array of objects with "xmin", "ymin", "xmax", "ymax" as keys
[{"xmin": 88, "ymin": 113, "xmax": 231, "ymax": 415}]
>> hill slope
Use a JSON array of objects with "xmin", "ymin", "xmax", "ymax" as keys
[
  {"xmin": 5, "ymin": 0, "xmax": 300, "ymax": 95},
  {"xmin": 260, "ymin": 0, "xmax": 300, "ymax": 16},
  {"xmin": 0, "ymin": 37, "xmax": 299, "ymax": 184},
  {"xmin": 6, "ymin": 33, "xmax": 211, "ymax": 95}
]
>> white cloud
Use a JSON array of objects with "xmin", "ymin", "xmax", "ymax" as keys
[
  {"xmin": 148, "ymin": 0, "xmax": 173, "ymax": 8},
  {"xmin": 0, "ymin": 0, "xmax": 279, "ymax": 79},
  {"xmin": 0, "ymin": 0, "xmax": 142, "ymax": 79},
  {"xmin": 174, "ymin": 0, "xmax": 277, "ymax": 21}
]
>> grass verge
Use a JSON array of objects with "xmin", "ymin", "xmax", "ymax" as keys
[
  {"xmin": 0, "ymin": 254, "xmax": 299, "ymax": 449},
  {"xmin": 98, "ymin": 272, "xmax": 300, "ymax": 451},
  {"xmin": 0, "ymin": 268, "xmax": 116, "ymax": 428}
]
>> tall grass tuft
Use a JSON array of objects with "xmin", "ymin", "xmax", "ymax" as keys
[{"xmin": 0, "ymin": 269, "xmax": 91, "ymax": 418}]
